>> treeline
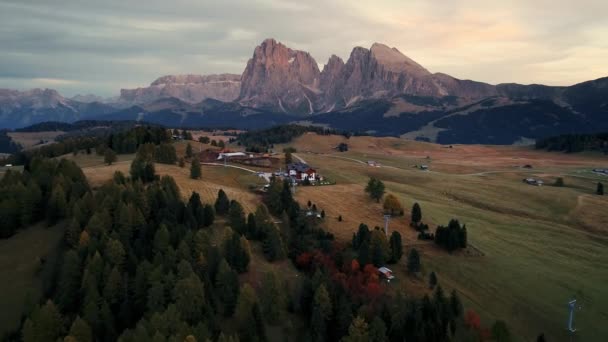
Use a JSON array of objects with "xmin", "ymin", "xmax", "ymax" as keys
[
  {"xmin": 104, "ymin": 126, "xmax": 172, "ymax": 154},
  {"xmin": 410, "ymin": 202, "xmax": 468, "ymax": 252},
  {"xmin": 15, "ymin": 120, "xmax": 158, "ymax": 133},
  {"xmin": 0, "ymin": 158, "xmax": 89, "ymax": 238},
  {"xmin": 2, "ymin": 126, "xmax": 174, "ymax": 166},
  {"xmin": 535, "ymin": 132, "xmax": 608, "ymax": 153},
  {"xmin": 0, "ymin": 130, "xmax": 21, "ymax": 154},
  {"xmin": 351, "ymin": 224, "xmax": 403, "ymax": 266},
  {"xmin": 237, "ymin": 125, "xmax": 338, "ymax": 152}
]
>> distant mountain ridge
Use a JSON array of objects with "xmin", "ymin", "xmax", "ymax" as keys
[{"xmin": 0, "ymin": 38, "xmax": 607, "ymax": 144}]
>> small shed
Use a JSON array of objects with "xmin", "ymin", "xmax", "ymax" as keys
[{"xmin": 378, "ymin": 267, "xmax": 395, "ymax": 280}]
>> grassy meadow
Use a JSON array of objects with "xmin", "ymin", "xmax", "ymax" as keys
[
  {"xmin": 0, "ymin": 224, "xmax": 64, "ymax": 336},
  {"xmin": 36, "ymin": 134, "xmax": 608, "ymax": 341},
  {"xmin": 285, "ymin": 134, "xmax": 608, "ymax": 342}
]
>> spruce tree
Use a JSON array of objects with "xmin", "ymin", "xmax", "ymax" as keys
[
  {"xmin": 104, "ymin": 148, "xmax": 117, "ymax": 165},
  {"xmin": 215, "ymin": 189, "xmax": 230, "ymax": 215},
  {"xmin": 186, "ymin": 143, "xmax": 193, "ymax": 158},
  {"xmin": 365, "ymin": 177, "xmax": 385, "ymax": 203},
  {"xmin": 68, "ymin": 316, "xmax": 93, "ymax": 342},
  {"xmin": 429, "ymin": 271, "xmax": 438, "ymax": 289},
  {"xmin": 215, "ymin": 260, "xmax": 239, "ymax": 316},
  {"xmin": 190, "ymin": 156, "xmax": 202, "ymax": 179},
  {"xmin": 389, "ymin": 231, "xmax": 403, "ymax": 263},
  {"xmin": 228, "ymin": 200, "xmax": 246, "ymax": 234},
  {"xmin": 407, "ymin": 248, "xmax": 421, "ymax": 274},
  {"xmin": 411, "ymin": 202, "xmax": 422, "ymax": 225}
]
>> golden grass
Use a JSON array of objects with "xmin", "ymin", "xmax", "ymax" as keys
[{"xmin": 8, "ymin": 131, "xmax": 65, "ymax": 149}]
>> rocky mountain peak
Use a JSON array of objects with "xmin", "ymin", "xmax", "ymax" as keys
[
  {"xmin": 239, "ymin": 38, "xmax": 321, "ymax": 114},
  {"xmin": 370, "ymin": 43, "xmax": 430, "ymax": 75}
]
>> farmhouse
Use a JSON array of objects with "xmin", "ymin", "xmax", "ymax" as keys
[
  {"xmin": 593, "ymin": 168, "xmax": 608, "ymax": 176},
  {"xmin": 378, "ymin": 267, "xmax": 395, "ymax": 281},
  {"xmin": 287, "ymin": 162, "xmax": 317, "ymax": 181},
  {"xmin": 217, "ymin": 152, "xmax": 248, "ymax": 160},
  {"xmin": 523, "ymin": 178, "xmax": 544, "ymax": 186}
]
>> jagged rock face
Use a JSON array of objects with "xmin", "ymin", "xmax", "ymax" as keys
[
  {"xmin": 239, "ymin": 39, "xmax": 321, "ymax": 114},
  {"xmin": 0, "ymin": 88, "xmax": 117, "ymax": 128},
  {"xmin": 120, "ymin": 74, "xmax": 241, "ymax": 105},
  {"xmin": 319, "ymin": 43, "xmax": 498, "ymax": 110}
]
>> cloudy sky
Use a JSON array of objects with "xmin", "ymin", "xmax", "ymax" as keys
[{"xmin": 1, "ymin": 0, "xmax": 607, "ymax": 97}]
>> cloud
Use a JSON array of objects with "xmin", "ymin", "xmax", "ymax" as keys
[{"xmin": 0, "ymin": 0, "xmax": 606, "ymax": 96}]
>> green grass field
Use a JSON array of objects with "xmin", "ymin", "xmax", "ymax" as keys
[
  {"xmin": 0, "ymin": 224, "xmax": 64, "ymax": 336},
  {"xmin": 285, "ymin": 135, "xmax": 608, "ymax": 342}
]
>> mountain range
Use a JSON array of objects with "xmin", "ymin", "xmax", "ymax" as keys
[{"xmin": 1, "ymin": 38, "xmax": 607, "ymax": 144}]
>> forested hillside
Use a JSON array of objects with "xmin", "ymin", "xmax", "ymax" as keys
[{"xmin": 1, "ymin": 130, "xmax": 493, "ymax": 342}]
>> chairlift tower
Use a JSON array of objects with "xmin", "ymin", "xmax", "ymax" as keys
[
  {"xmin": 567, "ymin": 299, "xmax": 577, "ymax": 333},
  {"xmin": 383, "ymin": 214, "xmax": 391, "ymax": 237}
]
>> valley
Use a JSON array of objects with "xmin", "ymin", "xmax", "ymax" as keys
[{"xmin": 18, "ymin": 131, "xmax": 604, "ymax": 341}]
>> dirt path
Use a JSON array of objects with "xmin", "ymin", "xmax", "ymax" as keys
[{"xmin": 292, "ymin": 153, "xmax": 307, "ymax": 164}]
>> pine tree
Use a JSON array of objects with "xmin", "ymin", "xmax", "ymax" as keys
[
  {"xmin": 368, "ymin": 317, "xmax": 387, "ymax": 342},
  {"xmin": 186, "ymin": 143, "xmax": 193, "ymax": 158},
  {"xmin": 68, "ymin": 316, "xmax": 93, "ymax": 342},
  {"xmin": 174, "ymin": 275, "xmax": 206, "ymax": 324},
  {"xmin": 365, "ymin": 177, "xmax": 385, "ymax": 203},
  {"xmin": 103, "ymin": 266, "xmax": 123, "ymax": 306},
  {"xmin": 342, "ymin": 316, "xmax": 370, "ymax": 342},
  {"xmin": 491, "ymin": 320, "xmax": 511, "ymax": 342},
  {"xmin": 203, "ymin": 204, "xmax": 215, "ymax": 227},
  {"xmin": 65, "ymin": 218, "xmax": 81, "ymax": 248},
  {"xmin": 411, "ymin": 202, "xmax": 422, "ymax": 225},
  {"xmin": 104, "ymin": 148, "xmax": 117, "ymax": 165},
  {"xmin": 47, "ymin": 184, "xmax": 67, "ymax": 224},
  {"xmin": 597, "ymin": 182, "xmax": 604, "ymax": 195},
  {"xmin": 235, "ymin": 283, "xmax": 259, "ymax": 338},
  {"xmin": 228, "ymin": 200, "xmax": 246, "ymax": 234},
  {"xmin": 190, "ymin": 156, "xmax": 202, "ymax": 179},
  {"xmin": 57, "ymin": 250, "xmax": 82, "ymax": 312},
  {"xmin": 311, "ymin": 284, "xmax": 332, "ymax": 342},
  {"xmin": 215, "ymin": 189, "xmax": 230, "ymax": 215},
  {"xmin": 407, "ymin": 248, "xmax": 421, "ymax": 274},
  {"xmin": 450, "ymin": 290, "xmax": 463, "ymax": 317},
  {"xmin": 215, "ymin": 260, "xmax": 239, "ymax": 316},
  {"xmin": 389, "ymin": 231, "xmax": 403, "ymax": 263},
  {"xmin": 429, "ymin": 271, "xmax": 438, "ymax": 289},
  {"xmin": 263, "ymin": 226, "xmax": 286, "ymax": 261},
  {"xmin": 260, "ymin": 271, "xmax": 286, "ymax": 324}
]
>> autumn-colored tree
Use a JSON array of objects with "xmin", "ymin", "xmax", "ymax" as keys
[{"xmin": 383, "ymin": 194, "xmax": 403, "ymax": 215}]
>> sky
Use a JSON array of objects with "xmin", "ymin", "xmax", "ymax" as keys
[{"xmin": 1, "ymin": 0, "xmax": 607, "ymax": 97}]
